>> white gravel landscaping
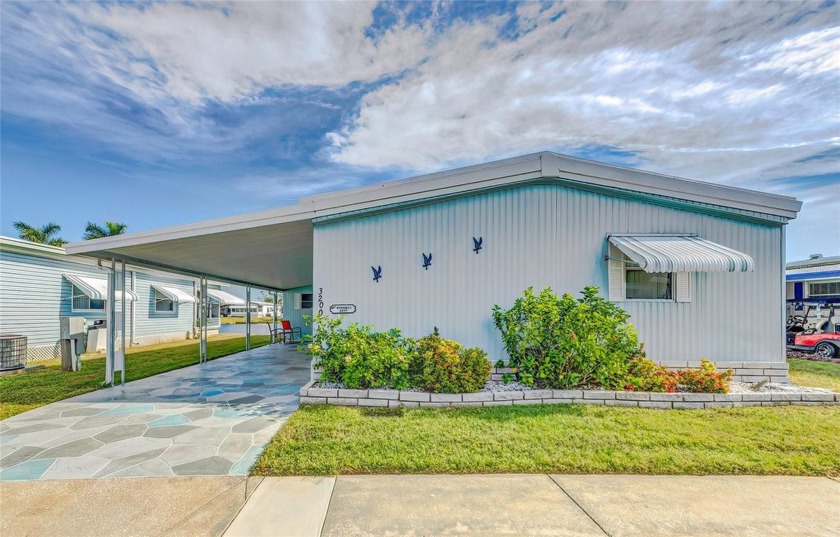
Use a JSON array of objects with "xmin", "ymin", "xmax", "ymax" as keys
[{"xmin": 729, "ymin": 381, "xmax": 834, "ymax": 394}]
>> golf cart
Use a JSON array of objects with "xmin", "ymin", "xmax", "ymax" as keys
[{"xmin": 786, "ymin": 302, "xmax": 840, "ymax": 358}]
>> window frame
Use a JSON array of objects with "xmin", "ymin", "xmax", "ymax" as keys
[
  {"xmin": 808, "ymin": 281, "xmax": 840, "ymax": 297},
  {"xmin": 624, "ymin": 265, "xmax": 674, "ymax": 301},
  {"xmin": 608, "ymin": 244, "xmax": 690, "ymax": 303},
  {"xmin": 153, "ymin": 288, "xmax": 175, "ymax": 313},
  {"xmin": 70, "ymin": 284, "xmax": 105, "ymax": 312}
]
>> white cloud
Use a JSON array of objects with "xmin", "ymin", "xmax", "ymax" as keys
[{"xmin": 1, "ymin": 1, "xmax": 838, "ymax": 256}]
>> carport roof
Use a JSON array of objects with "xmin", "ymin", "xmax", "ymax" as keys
[{"xmin": 65, "ymin": 152, "xmax": 801, "ymax": 289}]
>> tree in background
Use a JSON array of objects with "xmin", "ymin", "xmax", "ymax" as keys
[
  {"xmin": 13, "ymin": 221, "xmax": 66, "ymax": 246},
  {"xmin": 83, "ymin": 221, "xmax": 128, "ymax": 240}
]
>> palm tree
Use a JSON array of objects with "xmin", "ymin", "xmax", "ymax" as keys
[
  {"xmin": 83, "ymin": 221, "xmax": 128, "ymax": 240},
  {"xmin": 13, "ymin": 221, "xmax": 66, "ymax": 246}
]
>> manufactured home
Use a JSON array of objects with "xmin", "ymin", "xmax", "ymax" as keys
[
  {"xmin": 67, "ymin": 152, "xmax": 802, "ymax": 381},
  {"xmin": 0, "ymin": 236, "xmax": 202, "ymax": 361}
]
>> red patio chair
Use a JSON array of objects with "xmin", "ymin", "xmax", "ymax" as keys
[{"xmin": 277, "ymin": 320, "xmax": 302, "ymax": 344}]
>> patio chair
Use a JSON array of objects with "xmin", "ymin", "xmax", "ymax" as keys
[
  {"xmin": 265, "ymin": 322, "xmax": 283, "ymax": 344},
  {"xmin": 277, "ymin": 320, "xmax": 302, "ymax": 344}
]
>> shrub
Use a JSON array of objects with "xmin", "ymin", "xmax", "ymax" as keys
[
  {"xmin": 623, "ymin": 356, "xmax": 679, "ymax": 393},
  {"xmin": 411, "ymin": 328, "xmax": 491, "ymax": 393},
  {"xmin": 492, "ymin": 286, "xmax": 642, "ymax": 389},
  {"xmin": 305, "ymin": 314, "xmax": 413, "ymax": 390},
  {"xmin": 677, "ymin": 359, "xmax": 733, "ymax": 394}
]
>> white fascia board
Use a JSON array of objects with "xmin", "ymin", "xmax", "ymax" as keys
[
  {"xmin": 66, "ymin": 151, "xmax": 802, "ymax": 257},
  {"xmin": 0, "ymin": 236, "xmax": 68, "ymax": 255},
  {"xmin": 302, "ymin": 153, "xmax": 543, "ymax": 207},
  {"xmin": 66, "ymin": 206, "xmax": 316, "ymax": 254},
  {"xmin": 540, "ymin": 153, "xmax": 802, "ymax": 219}
]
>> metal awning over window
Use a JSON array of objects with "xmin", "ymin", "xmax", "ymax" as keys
[
  {"xmin": 151, "ymin": 285, "xmax": 196, "ymax": 304},
  {"xmin": 607, "ymin": 234, "xmax": 754, "ymax": 273},
  {"xmin": 63, "ymin": 273, "xmax": 138, "ymax": 301},
  {"xmin": 207, "ymin": 289, "xmax": 245, "ymax": 305}
]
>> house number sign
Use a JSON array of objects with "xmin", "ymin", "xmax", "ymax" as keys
[
  {"xmin": 318, "ymin": 288, "xmax": 324, "ymax": 316},
  {"xmin": 329, "ymin": 304, "xmax": 356, "ymax": 314}
]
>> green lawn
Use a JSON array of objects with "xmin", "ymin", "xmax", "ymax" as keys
[
  {"xmin": 253, "ymin": 403, "xmax": 840, "ymax": 477},
  {"xmin": 0, "ymin": 335, "xmax": 270, "ymax": 420},
  {"xmin": 789, "ymin": 358, "xmax": 840, "ymax": 392},
  {"xmin": 220, "ymin": 316, "xmax": 275, "ymax": 325}
]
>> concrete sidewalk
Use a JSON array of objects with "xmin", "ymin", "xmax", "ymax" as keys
[{"xmin": 2, "ymin": 475, "xmax": 839, "ymax": 536}]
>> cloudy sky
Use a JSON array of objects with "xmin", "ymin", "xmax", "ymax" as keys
[{"xmin": 1, "ymin": 0, "xmax": 837, "ymax": 261}]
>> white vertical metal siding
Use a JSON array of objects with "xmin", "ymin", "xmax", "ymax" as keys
[{"xmin": 313, "ymin": 184, "xmax": 784, "ymax": 364}]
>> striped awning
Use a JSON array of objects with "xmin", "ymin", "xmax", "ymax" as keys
[
  {"xmin": 63, "ymin": 273, "xmax": 138, "ymax": 301},
  {"xmin": 151, "ymin": 285, "xmax": 196, "ymax": 304},
  {"xmin": 608, "ymin": 234, "xmax": 754, "ymax": 273},
  {"xmin": 207, "ymin": 289, "xmax": 245, "ymax": 305}
]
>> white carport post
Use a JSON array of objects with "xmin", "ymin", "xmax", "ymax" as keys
[
  {"xmin": 200, "ymin": 277, "xmax": 208, "ymax": 363},
  {"xmin": 105, "ymin": 258, "xmax": 116, "ymax": 387},
  {"xmin": 272, "ymin": 290, "xmax": 278, "ymax": 343},
  {"xmin": 245, "ymin": 285, "xmax": 251, "ymax": 351},
  {"xmin": 120, "ymin": 260, "xmax": 127, "ymax": 386}
]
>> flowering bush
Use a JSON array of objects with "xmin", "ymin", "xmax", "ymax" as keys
[
  {"xmin": 305, "ymin": 316, "xmax": 490, "ymax": 392},
  {"xmin": 624, "ymin": 356, "xmax": 679, "ymax": 393},
  {"xmin": 492, "ymin": 286, "xmax": 642, "ymax": 389},
  {"xmin": 305, "ymin": 314, "xmax": 413, "ymax": 390},
  {"xmin": 677, "ymin": 359, "xmax": 733, "ymax": 394},
  {"xmin": 411, "ymin": 328, "xmax": 491, "ymax": 393}
]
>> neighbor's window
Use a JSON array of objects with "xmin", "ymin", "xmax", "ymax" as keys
[
  {"xmin": 809, "ymin": 281, "xmax": 840, "ymax": 297},
  {"xmin": 71, "ymin": 284, "xmax": 105, "ymax": 311},
  {"xmin": 300, "ymin": 293, "xmax": 314, "ymax": 309},
  {"xmin": 625, "ymin": 269, "xmax": 672, "ymax": 300},
  {"xmin": 154, "ymin": 288, "xmax": 174, "ymax": 312}
]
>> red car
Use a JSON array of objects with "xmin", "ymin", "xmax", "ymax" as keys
[{"xmin": 786, "ymin": 303, "xmax": 840, "ymax": 358}]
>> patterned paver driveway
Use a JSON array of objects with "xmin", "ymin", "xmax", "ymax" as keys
[{"xmin": 0, "ymin": 344, "xmax": 310, "ymax": 481}]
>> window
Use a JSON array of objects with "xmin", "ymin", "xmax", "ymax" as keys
[
  {"xmin": 154, "ymin": 288, "xmax": 174, "ymax": 312},
  {"xmin": 300, "ymin": 293, "xmax": 313, "ymax": 309},
  {"xmin": 608, "ymin": 244, "xmax": 690, "ymax": 302},
  {"xmin": 625, "ymin": 269, "xmax": 672, "ymax": 300},
  {"xmin": 810, "ymin": 281, "xmax": 840, "ymax": 297},
  {"xmin": 71, "ymin": 284, "xmax": 104, "ymax": 311}
]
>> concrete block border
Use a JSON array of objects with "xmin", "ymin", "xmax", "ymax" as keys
[{"xmin": 299, "ymin": 380, "xmax": 839, "ymax": 410}]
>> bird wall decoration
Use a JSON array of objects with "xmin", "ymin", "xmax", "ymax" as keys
[
  {"xmin": 422, "ymin": 253, "xmax": 432, "ymax": 270},
  {"xmin": 371, "ymin": 265, "xmax": 382, "ymax": 282},
  {"xmin": 472, "ymin": 236, "xmax": 483, "ymax": 253}
]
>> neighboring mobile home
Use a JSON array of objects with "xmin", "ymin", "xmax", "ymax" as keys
[
  {"xmin": 0, "ymin": 236, "xmax": 198, "ymax": 361},
  {"xmin": 67, "ymin": 152, "xmax": 802, "ymax": 381},
  {"xmin": 786, "ymin": 254, "xmax": 840, "ymax": 305}
]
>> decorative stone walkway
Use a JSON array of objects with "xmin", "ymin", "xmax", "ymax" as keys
[{"xmin": 0, "ymin": 345, "xmax": 310, "ymax": 481}]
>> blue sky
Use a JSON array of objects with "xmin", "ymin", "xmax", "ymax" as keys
[{"xmin": 1, "ymin": 1, "xmax": 838, "ymax": 262}]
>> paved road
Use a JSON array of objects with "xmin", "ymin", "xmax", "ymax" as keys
[
  {"xmin": 0, "ymin": 345, "xmax": 309, "ymax": 480},
  {"xmin": 2, "ymin": 474, "xmax": 838, "ymax": 536}
]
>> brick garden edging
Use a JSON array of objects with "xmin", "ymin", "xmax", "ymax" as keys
[{"xmin": 299, "ymin": 380, "xmax": 839, "ymax": 410}]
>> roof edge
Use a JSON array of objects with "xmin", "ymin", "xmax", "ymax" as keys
[{"xmin": 66, "ymin": 151, "xmax": 802, "ymax": 256}]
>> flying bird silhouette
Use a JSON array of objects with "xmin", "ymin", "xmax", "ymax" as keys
[
  {"xmin": 472, "ymin": 237, "xmax": 483, "ymax": 253},
  {"xmin": 371, "ymin": 265, "xmax": 383, "ymax": 282},
  {"xmin": 422, "ymin": 253, "xmax": 432, "ymax": 270}
]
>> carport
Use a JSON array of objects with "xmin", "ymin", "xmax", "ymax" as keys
[{"xmin": 65, "ymin": 204, "xmax": 318, "ymax": 385}]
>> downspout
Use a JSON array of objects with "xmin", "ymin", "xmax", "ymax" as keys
[{"xmin": 780, "ymin": 225, "xmax": 787, "ymax": 368}]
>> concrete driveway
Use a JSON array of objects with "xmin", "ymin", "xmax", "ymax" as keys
[{"xmin": 0, "ymin": 345, "xmax": 310, "ymax": 481}]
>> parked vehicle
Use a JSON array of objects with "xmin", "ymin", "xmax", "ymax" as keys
[{"xmin": 786, "ymin": 302, "xmax": 840, "ymax": 358}]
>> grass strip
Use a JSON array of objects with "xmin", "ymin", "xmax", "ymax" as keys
[
  {"xmin": 0, "ymin": 335, "xmax": 270, "ymax": 420},
  {"xmin": 254, "ymin": 403, "xmax": 840, "ymax": 477}
]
